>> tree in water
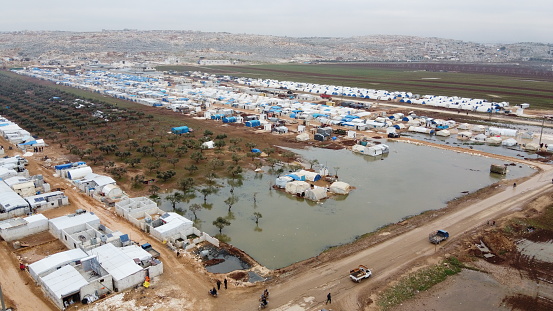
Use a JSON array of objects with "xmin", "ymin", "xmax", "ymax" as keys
[
  {"xmin": 224, "ymin": 195, "xmax": 239, "ymax": 211},
  {"xmin": 213, "ymin": 217, "xmax": 231, "ymax": 234},
  {"xmin": 253, "ymin": 212, "xmax": 262, "ymax": 224},
  {"xmin": 189, "ymin": 203, "xmax": 202, "ymax": 220},
  {"xmin": 165, "ymin": 192, "xmax": 184, "ymax": 210}
]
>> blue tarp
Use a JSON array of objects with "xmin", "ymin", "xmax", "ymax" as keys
[
  {"xmin": 171, "ymin": 126, "xmax": 189, "ymax": 134},
  {"xmin": 286, "ymin": 174, "xmax": 305, "ymax": 181}
]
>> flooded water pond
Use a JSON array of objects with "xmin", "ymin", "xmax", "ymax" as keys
[{"xmin": 162, "ymin": 140, "xmax": 535, "ymax": 269}]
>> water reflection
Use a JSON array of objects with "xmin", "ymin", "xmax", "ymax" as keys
[{"xmin": 161, "ymin": 141, "xmax": 535, "ymax": 269}]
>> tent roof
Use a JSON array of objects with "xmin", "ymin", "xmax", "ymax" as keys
[
  {"xmin": 88, "ymin": 243, "xmax": 143, "ymax": 281},
  {"xmin": 29, "ymin": 248, "xmax": 88, "ymax": 277},
  {"xmin": 49, "ymin": 212, "xmax": 99, "ymax": 231},
  {"xmin": 41, "ymin": 265, "xmax": 89, "ymax": 299}
]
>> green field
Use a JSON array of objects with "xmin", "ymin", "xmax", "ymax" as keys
[{"xmin": 158, "ymin": 64, "xmax": 553, "ymax": 109}]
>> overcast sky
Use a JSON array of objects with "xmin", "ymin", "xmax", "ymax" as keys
[{"xmin": 2, "ymin": 0, "xmax": 552, "ymax": 44}]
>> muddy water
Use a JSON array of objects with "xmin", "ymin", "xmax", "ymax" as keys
[{"xmin": 162, "ymin": 141, "xmax": 535, "ymax": 269}]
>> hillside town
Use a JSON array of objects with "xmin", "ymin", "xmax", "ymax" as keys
[{"xmin": 1, "ymin": 30, "xmax": 552, "ymax": 67}]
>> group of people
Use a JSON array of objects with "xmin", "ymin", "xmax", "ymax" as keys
[
  {"xmin": 209, "ymin": 278, "xmax": 228, "ymax": 297},
  {"xmin": 259, "ymin": 289, "xmax": 269, "ymax": 308},
  {"xmin": 33, "ymin": 146, "xmax": 44, "ymax": 152}
]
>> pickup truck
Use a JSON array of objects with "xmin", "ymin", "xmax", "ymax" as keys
[
  {"xmin": 141, "ymin": 243, "xmax": 160, "ymax": 258},
  {"xmin": 349, "ymin": 265, "xmax": 372, "ymax": 282},
  {"xmin": 428, "ymin": 230, "xmax": 449, "ymax": 244}
]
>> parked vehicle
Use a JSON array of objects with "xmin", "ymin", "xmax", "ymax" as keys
[
  {"xmin": 428, "ymin": 230, "xmax": 449, "ymax": 244},
  {"xmin": 141, "ymin": 243, "xmax": 160, "ymax": 258},
  {"xmin": 349, "ymin": 265, "xmax": 372, "ymax": 282}
]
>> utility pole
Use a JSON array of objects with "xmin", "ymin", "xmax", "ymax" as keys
[{"xmin": 538, "ymin": 117, "xmax": 545, "ymax": 146}]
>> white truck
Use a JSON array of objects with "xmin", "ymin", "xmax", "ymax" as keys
[{"xmin": 349, "ymin": 265, "xmax": 372, "ymax": 282}]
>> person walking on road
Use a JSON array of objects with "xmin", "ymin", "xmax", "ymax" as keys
[
  {"xmin": 224, "ymin": 278, "xmax": 228, "ymax": 289},
  {"xmin": 326, "ymin": 292, "xmax": 332, "ymax": 304},
  {"xmin": 216, "ymin": 279, "xmax": 221, "ymax": 290}
]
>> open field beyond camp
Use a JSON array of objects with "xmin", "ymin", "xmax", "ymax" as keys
[{"xmin": 158, "ymin": 63, "xmax": 553, "ymax": 109}]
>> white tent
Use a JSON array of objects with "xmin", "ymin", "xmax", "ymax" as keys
[
  {"xmin": 486, "ymin": 136, "xmax": 503, "ymax": 145},
  {"xmin": 472, "ymin": 134, "xmax": 487, "ymax": 141},
  {"xmin": 305, "ymin": 187, "xmax": 327, "ymax": 201},
  {"xmin": 458, "ymin": 123, "xmax": 470, "ymax": 130},
  {"xmin": 502, "ymin": 138, "xmax": 518, "ymax": 147},
  {"xmin": 436, "ymin": 130, "xmax": 451, "ymax": 137},
  {"xmin": 523, "ymin": 143, "xmax": 539, "ymax": 151},
  {"xmin": 471, "ymin": 125, "xmax": 486, "ymax": 132},
  {"xmin": 285, "ymin": 181, "xmax": 311, "ymax": 195},
  {"xmin": 275, "ymin": 176, "xmax": 293, "ymax": 188},
  {"xmin": 329, "ymin": 181, "xmax": 351, "ymax": 195},
  {"xmin": 296, "ymin": 133, "xmax": 310, "ymax": 142},
  {"xmin": 457, "ymin": 131, "xmax": 472, "ymax": 140},
  {"xmin": 201, "ymin": 141, "xmax": 215, "ymax": 149}
]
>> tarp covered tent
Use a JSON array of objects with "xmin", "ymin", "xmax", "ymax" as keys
[
  {"xmin": 486, "ymin": 136, "xmax": 503, "ymax": 145},
  {"xmin": 488, "ymin": 127, "xmax": 517, "ymax": 137},
  {"xmin": 502, "ymin": 138, "xmax": 518, "ymax": 147},
  {"xmin": 457, "ymin": 131, "xmax": 472, "ymax": 140},
  {"xmin": 275, "ymin": 176, "xmax": 294, "ymax": 188},
  {"xmin": 296, "ymin": 133, "xmax": 310, "ymax": 141},
  {"xmin": 352, "ymin": 144, "xmax": 368, "ymax": 154},
  {"xmin": 285, "ymin": 181, "xmax": 310, "ymax": 195},
  {"xmin": 297, "ymin": 170, "xmax": 321, "ymax": 182},
  {"xmin": 329, "ymin": 181, "xmax": 351, "ymax": 195},
  {"xmin": 471, "ymin": 125, "xmax": 486, "ymax": 132},
  {"xmin": 171, "ymin": 126, "xmax": 189, "ymax": 134},
  {"xmin": 523, "ymin": 143, "xmax": 539, "ymax": 151},
  {"xmin": 472, "ymin": 133, "xmax": 487, "ymax": 141},
  {"xmin": 458, "ymin": 123, "xmax": 470, "ymax": 130},
  {"xmin": 66, "ymin": 166, "xmax": 93, "ymax": 180},
  {"xmin": 201, "ymin": 141, "xmax": 215, "ymax": 149},
  {"xmin": 305, "ymin": 187, "xmax": 327, "ymax": 201},
  {"xmin": 435, "ymin": 129, "xmax": 451, "ymax": 137}
]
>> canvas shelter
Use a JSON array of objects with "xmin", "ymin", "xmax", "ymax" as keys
[
  {"xmin": 275, "ymin": 176, "xmax": 294, "ymax": 188},
  {"xmin": 305, "ymin": 187, "xmax": 327, "ymax": 201},
  {"xmin": 285, "ymin": 181, "xmax": 311, "ymax": 195},
  {"xmin": 502, "ymin": 138, "xmax": 518, "ymax": 147},
  {"xmin": 329, "ymin": 181, "xmax": 351, "ymax": 195},
  {"xmin": 486, "ymin": 136, "xmax": 503, "ymax": 145}
]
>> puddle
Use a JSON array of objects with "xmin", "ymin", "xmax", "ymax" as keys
[
  {"xmin": 197, "ymin": 244, "xmax": 252, "ymax": 274},
  {"xmin": 248, "ymin": 271, "xmax": 266, "ymax": 283},
  {"xmin": 516, "ymin": 239, "xmax": 553, "ymax": 263},
  {"xmin": 206, "ymin": 254, "xmax": 251, "ymax": 273}
]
